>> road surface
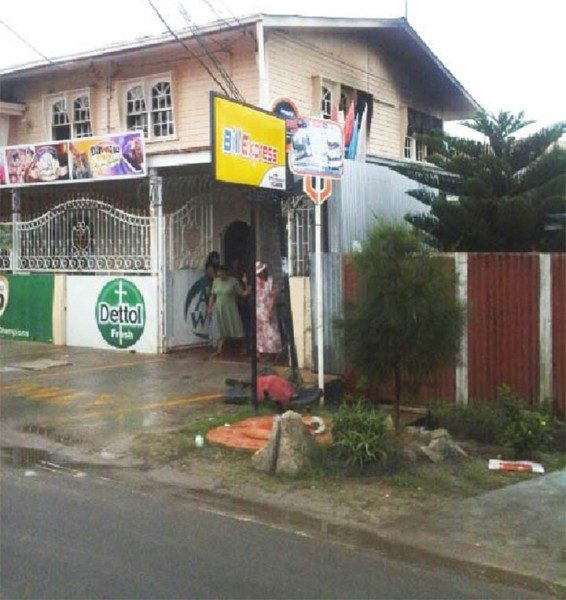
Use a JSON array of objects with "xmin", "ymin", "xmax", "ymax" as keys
[{"xmin": 0, "ymin": 463, "xmax": 540, "ymax": 599}]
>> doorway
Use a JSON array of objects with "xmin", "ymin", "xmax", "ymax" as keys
[{"xmin": 223, "ymin": 220, "xmax": 251, "ymax": 275}]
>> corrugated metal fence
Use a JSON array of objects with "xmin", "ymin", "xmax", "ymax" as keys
[{"xmin": 317, "ymin": 251, "xmax": 565, "ymax": 413}]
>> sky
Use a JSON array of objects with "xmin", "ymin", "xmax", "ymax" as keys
[{"xmin": 0, "ymin": 0, "xmax": 563, "ymax": 138}]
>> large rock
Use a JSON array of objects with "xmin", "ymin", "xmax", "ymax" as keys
[
  {"xmin": 275, "ymin": 411, "xmax": 316, "ymax": 476},
  {"xmin": 252, "ymin": 416, "xmax": 281, "ymax": 473},
  {"xmin": 428, "ymin": 436, "xmax": 468, "ymax": 461}
]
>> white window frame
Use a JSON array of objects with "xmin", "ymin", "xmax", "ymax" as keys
[
  {"xmin": 121, "ymin": 74, "xmax": 176, "ymax": 142},
  {"xmin": 320, "ymin": 85, "xmax": 332, "ymax": 120},
  {"xmin": 43, "ymin": 89, "xmax": 93, "ymax": 141},
  {"xmin": 404, "ymin": 136, "xmax": 428, "ymax": 162}
]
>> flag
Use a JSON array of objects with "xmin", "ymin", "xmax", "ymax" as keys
[
  {"xmin": 343, "ymin": 100, "xmax": 355, "ymax": 147},
  {"xmin": 355, "ymin": 104, "xmax": 368, "ymax": 162},
  {"xmin": 347, "ymin": 113, "xmax": 359, "ymax": 159}
]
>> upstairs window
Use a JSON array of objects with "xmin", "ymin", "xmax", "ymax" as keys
[
  {"xmin": 45, "ymin": 90, "xmax": 92, "ymax": 141},
  {"xmin": 73, "ymin": 95, "xmax": 92, "ymax": 138},
  {"xmin": 51, "ymin": 99, "xmax": 71, "ymax": 141},
  {"xmin": 126, "ymin": 85, "xmax": 148, "ymax": 136},
  {"xmin": 123, "ymin": 75, "xmax": 175, "ymax": 141},
  {"xmin": 405, "ymin": 108, "xmax": 442, "ymax": 162},
  {"xmin": 320, "ymin": 85, "xmax": 332, "ymax": 120}
]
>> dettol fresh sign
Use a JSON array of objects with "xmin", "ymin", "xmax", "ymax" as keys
[{"xmin": 95, "ymin": 278, "xmax": 145, "ymax": 349}]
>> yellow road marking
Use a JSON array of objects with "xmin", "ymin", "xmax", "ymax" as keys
[
  {"xmin": 0, "ymin": 383, "xmax": 41, "ymax": 393},
  {"xmin": 91, "ymin": 393, "xmax": 113, "ymax": 405},
  {"xmin": 26, "ymin": 387, "xmax": 64, "ymax": 399},
  {"xmin": 48, "ymin": 391, "xmax": 90, "ymax": 404},
  {"xmin": 46, "ymin": 391, "xmax": 223, "ymax": 423},
  {"xmin": 25, "ymin": 357, "xmax": 168, "ymax": 379}
]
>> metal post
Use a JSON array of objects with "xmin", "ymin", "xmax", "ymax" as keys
[
  {"xmin": 277, "ymin": 197, "xmax": 299, "ymax": 380},
  {"xmin": 150, "ymin": 170, "xmax": 165, "ymax": 353},
  {"xmin": 315, "ymin": 178, "xmax": 325, "ymax": 404},
  {"xmin": 249, "ymin": 189, "xmax": 258, "ymax": 412},
  {"xmin": 11, "ymin": 189, "xmax": 20, "ymax": 272}
]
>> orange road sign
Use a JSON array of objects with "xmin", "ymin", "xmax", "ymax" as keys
[{"xmin": 303, "ymin": 176, "xmax": 332, "ymax": 204}]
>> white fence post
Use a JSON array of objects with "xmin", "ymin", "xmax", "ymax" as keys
[
  {"xmin": 11, "ymin": 189, "xmax": 20, "ymax": 272},
  {"xmin": 455, "ymin": 252, "xmax": 469, "ymax": 405},
  {"xmin": 539, "ymin": 253, "xmax": 553, "ymax": 405},
  {"xmin": 150, "ymin": 170, "xmax": 165, "ymax": 353}
]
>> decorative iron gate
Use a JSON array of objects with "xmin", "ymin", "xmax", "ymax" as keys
[
  {"xmin": 14, "ymin": 197, "xmax": 152, "ymax": 273},
  {"xmin": 167, "ymin": 194, "xmax": 213, "ymax": 270}
]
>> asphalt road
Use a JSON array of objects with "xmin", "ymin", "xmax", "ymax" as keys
[{"xmin": 0, "ymin": 465, "xmax": 540, "ymax": 600}]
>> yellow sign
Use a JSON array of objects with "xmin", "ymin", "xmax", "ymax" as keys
[{"xmin": 212, "ymin": 94, "xmax": 286, "ymax": 190}]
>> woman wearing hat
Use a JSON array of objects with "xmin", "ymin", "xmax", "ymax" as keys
[{"xmin": 255, "ymin": 261, "xmax": 282, "ymax": 360}]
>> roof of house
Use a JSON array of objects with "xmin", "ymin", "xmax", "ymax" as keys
[{"xmin": 0, "ymin": 13, "xmax": 480, "ymax": 120}]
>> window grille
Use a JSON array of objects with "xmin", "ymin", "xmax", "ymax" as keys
[{"xmin": 285, "ymin": 196, "xmax": 314, "ymax": 276}]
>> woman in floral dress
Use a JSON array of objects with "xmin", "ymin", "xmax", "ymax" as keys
[{"xmin": 255, "ymin": 262, "xmax": 282, "ymax": 359}]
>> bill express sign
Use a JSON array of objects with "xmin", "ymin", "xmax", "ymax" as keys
[{"xmin": 96, "ymin": 278, "xmax": 145, "ymax": 349}]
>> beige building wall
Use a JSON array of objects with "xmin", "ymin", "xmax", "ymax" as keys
[
  {"xmin": 265, "ymin": 28, "xmax": 433, "ymax": 160},
  {"xmin": 7, "ymin": 33, "xmax": 259, "ymax": 153}
]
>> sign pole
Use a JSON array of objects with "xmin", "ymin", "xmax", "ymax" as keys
[{"xmin": 315, "ymin": 177, "xmax": 325, "ymax": 405}]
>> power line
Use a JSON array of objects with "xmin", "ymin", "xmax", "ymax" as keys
[
  {"xmin": 146, "ymin": 0, "xmax": 231, "ymax": 97},
  {"xmin": 176, "ymin": 2, "xmax": 244, "ymax": 102},
  {"xmin": 0, "ymin": 18, "xmax": 53, "ymax": 64}
]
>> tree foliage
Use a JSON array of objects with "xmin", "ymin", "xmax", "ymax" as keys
[
  {"xmin": 393, "ymin": 110, "xmax": 566, "ymax": 251},
  {"xmin": 337, "ymin": 223, "xmax": 464, "ymax": 429}
]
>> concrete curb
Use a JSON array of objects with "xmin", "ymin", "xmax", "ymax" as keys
[{"xmin": 121, "ymin": 466, "xmax": 565, "ymax": 598}]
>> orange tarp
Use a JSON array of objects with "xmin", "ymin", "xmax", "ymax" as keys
[{"xmin": 206, "ymin": 415, "xmax": 331, "ymax": 452}]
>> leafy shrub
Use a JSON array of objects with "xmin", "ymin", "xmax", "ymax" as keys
[
  {"xmin": 331, "ymin": 401, "xmax": 394, "ymax": 468},
  {"xmin": 429, "ymin": 386, "xmax": 556, "ymax": 458},
  {"xmin": 500, "ymin": 407, "xmax": 553, "ymax": 458},
  {"xmin": 428, "ymin": 403, "xmax": 505, "ymax": 444}
]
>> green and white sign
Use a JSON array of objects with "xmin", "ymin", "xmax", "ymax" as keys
[
  {"xmin": 0, "ymin": 273, "xmax": 54, "ymax": 342},
  {"xmin": 95, "ymin": 278, "xmax": 145, "ymax": 348}
]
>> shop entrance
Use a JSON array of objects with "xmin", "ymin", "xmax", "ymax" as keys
[{"xmin": 223, "ymin": 220, "xmax": 251, "ymax": 276}]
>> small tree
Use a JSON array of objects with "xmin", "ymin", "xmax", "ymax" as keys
[{"xmin": 337, "ymin": 223, "xmax": 464, "ymax": 430}]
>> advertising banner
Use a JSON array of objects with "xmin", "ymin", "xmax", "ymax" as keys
[
  {"xmin": 66, "ymin": 275, "xmax": 158, "ymax": 353},
  {"xmin": 0, "ymin": 273, "xmax": 54, "ymax": 342},
  {"xmin": 3, "ymin": 143, "xmax": 69, "ymax": 186},
  {"xmin": 0, "ymin": 132, "xmax": 146, "ymax": 188},
  {"xmin": 69, "ymin": 133, "xmax": 145, "ymax": 180},
  {"xmin": 288, "ymin": 117, "xmax": 344, "ymax": 179},
  {"xmin": 211, "ymin": 93, "xmax": 286, "ymax": 190}
]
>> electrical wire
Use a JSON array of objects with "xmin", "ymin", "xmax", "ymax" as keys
[
  {"xmin": 146, "ymin": 0, "xmax": 231, "ymax": 97},
  {"xmin": 176, "ymin": 2, "xmax": 245, "ymax": 102},
  {"xmin": 0, "ymin": 18, "xmax": 53, "ymax": 64}
]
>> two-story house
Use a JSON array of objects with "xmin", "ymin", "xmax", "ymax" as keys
[{"xmin": 0, "ymin": 14, "xmax": 478, "ymax": 358}]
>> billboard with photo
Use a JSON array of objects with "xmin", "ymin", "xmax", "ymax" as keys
[
  {"xmin": 211, "ymin": 93, "xmax": 286, "ymax": 190},
  {"xmin": 0, "ymin": 132, "xmax": 146, "ymax": 188},
  {"xmin": 288, "ymin": 117, "xmax": 344, "ymax": 179}
]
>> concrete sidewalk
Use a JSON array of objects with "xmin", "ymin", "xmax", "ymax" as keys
[
  {"xmin": 382, "ymin": 469, "xmax": 566, "ymax": 591},
  {"xmin": 1, "ymin": 340, "xmax": 565, "ymax": 595}
]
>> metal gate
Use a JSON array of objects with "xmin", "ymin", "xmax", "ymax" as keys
[{"xmin": 13, "ymin": 197, "xmax": 152, "ymax": 273}]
